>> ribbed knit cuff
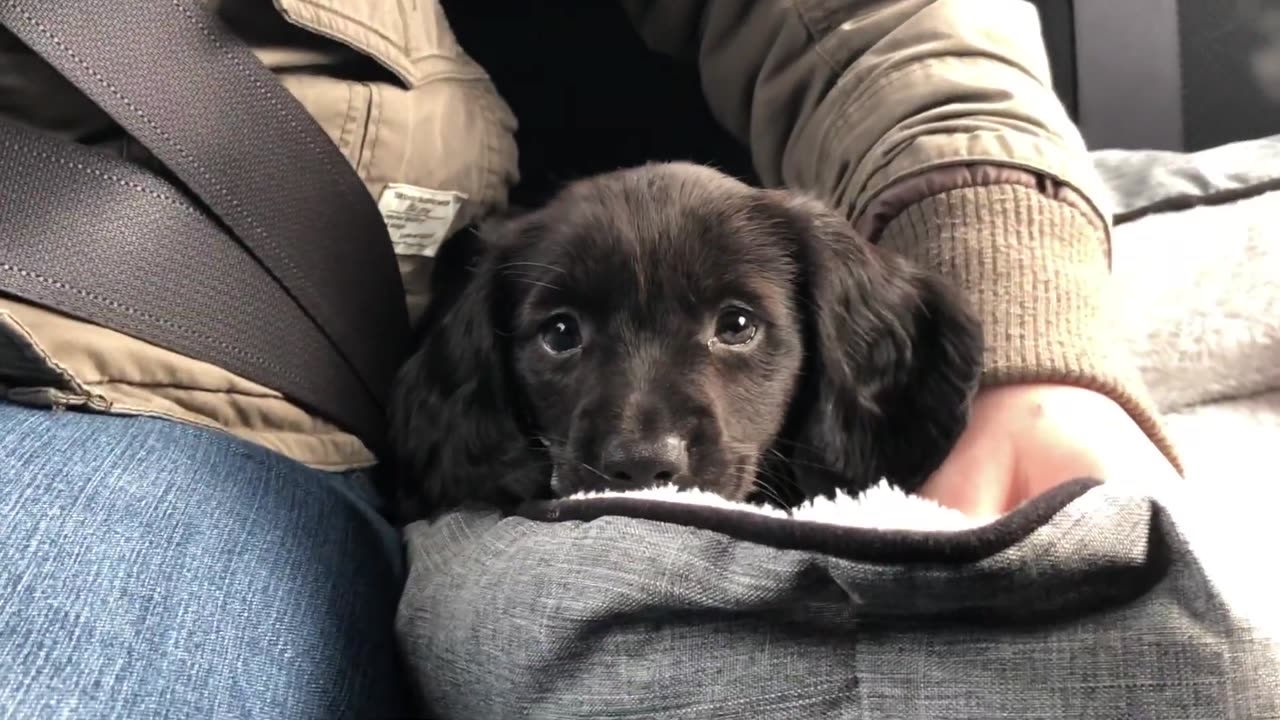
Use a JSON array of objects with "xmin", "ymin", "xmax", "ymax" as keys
[{"xmin": 879, "ymin": 184, "xmax": 1183, "ymax": 474}]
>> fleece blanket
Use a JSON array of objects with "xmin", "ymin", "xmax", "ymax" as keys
[
  {"xmin": 1097, "ymin": 134, "xmax": 1280, "ymax": 495},
  {"xmin": 569, "ymin": 480, "xmax": 984, "ymax": 530}
]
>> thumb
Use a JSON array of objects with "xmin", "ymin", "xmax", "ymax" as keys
[{"xmin": 916, "ymin": 416, "xmax": 1017, "ymax": 519}]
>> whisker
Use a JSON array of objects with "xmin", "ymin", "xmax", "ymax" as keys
[
  {"xmin": 508, "ymin": 278, "xmax": 564, "ymax": 292},
  {"xmin": 750, "ymin": 477, "xmax": 790, "ymax": 509},
  {"xmin": 765, "ymin": 447, "xmax": 831, "ymax": 472},
  {"xmin": 524, "ymin": 433, "xmax": 570, "ymax": 446},
  {"xmin": 724, "ymin": 462, "xmax": 794, "ymax": 500},
  {"xmin": 719, "ymin": 443, "xmax": 829, "ymax": 476},
  {"xmin": 576, "ymin": 461, "xmax": 612, "ymax": 482},
  {"xmin": 750, "ymin": 463, "xmax": 809, "ymax": 502},
  {"xmin": 497, "ymin": 261, "xmax": 567, "ymax": 275},
  {"xmin": 749, "ymin": 465, "xmax": 797, "ymax": 491}
]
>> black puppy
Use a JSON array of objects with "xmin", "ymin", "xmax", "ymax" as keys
[{"xmin": 389, "ymin": 162, "xmax": 982, "ymax": 519}]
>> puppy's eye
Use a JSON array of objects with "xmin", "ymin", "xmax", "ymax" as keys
[
  {"xmin": 539, "ymin": 314, "xmax": 583, "ymax": 354},
  {"xmin": 714, "ymin": 307, "xmax": 758, "ymax": 346}
]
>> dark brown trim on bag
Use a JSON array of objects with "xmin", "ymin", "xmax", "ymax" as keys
[{"xmin": 516, "ymin": 478, "xmax": 1103, "ymax": 565}]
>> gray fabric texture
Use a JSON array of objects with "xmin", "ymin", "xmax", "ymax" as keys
[
  {"xmin": 397, "ymin": 480, "xmax": 1280, "ymax": 718},
  {"xmin": 1091, "ymin": 132, "xmax": 1280, "ymax": 218}
]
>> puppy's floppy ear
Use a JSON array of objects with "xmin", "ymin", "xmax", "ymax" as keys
[
  {"xmin": 388, "ymin": 219, "xmax": 545, "ymax": 521},
  {"xmin": 771, "ymin": 192, "xmax": 983, "ymax": 495}
]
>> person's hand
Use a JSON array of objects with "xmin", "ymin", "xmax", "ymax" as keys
[{"xmin": 918, "ymin": 383, "xmax": 1180, "ymax": 519}]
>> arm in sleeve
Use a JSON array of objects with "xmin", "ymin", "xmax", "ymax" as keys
[{"xmin": 619, "ymin": 0, "xmax": 1182, "ymax": 471}]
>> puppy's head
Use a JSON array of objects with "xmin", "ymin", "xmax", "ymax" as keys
[{"xmin": 390, "ymin": 162, "xmax": 981, "ymax": 518}]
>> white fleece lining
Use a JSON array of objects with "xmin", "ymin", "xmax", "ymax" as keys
[{"xmin": 568, "ymin": 480, "xmax": 989, "ymax": 532}]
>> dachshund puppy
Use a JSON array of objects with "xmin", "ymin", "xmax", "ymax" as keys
[{"xmin": 389, "ymin": 162, "xmax": 982, "ymax": 519}]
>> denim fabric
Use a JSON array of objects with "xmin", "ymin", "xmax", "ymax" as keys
[{"xmin": 0, "ymin": 402, "xmax": 408, "ymax": 719}]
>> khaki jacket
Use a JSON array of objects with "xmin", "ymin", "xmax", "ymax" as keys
[{"xmin": 0, "ymin": 0, "xmax": 1180, "ymax": 472}]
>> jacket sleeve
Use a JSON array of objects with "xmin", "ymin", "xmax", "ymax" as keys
[{"xmin": 619, "ymin": 0, "xmax": 1182, "ymax": 471}]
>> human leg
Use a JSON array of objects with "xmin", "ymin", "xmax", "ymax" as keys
[{"xmin": 0, "ymin": 402, "xmax": 407, "ymax": 718}]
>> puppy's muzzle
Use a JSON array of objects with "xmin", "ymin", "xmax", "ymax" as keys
[{"xmin": 600, "ymin": 434, "xmax": 688, "ymax": 485}]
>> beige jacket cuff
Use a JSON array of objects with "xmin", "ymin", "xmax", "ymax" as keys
[{"xmin": 878, "ymin": 183, "xmax": 1183, "ymax": 474}]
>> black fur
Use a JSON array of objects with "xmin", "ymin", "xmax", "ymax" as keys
[{"xmin": 389, "ymin": 163, "xmax": 982, "ymax": 521}]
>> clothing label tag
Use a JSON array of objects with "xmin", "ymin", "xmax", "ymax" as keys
[{"xmin": 376, "ymin": 183, "xmax": 468, "ymax": 257}]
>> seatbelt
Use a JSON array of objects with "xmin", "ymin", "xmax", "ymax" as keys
[
  {"xmin": 0, "ymin": 118, "xmax": 392, "ymax": 448},
  {"xmin": 0, "ymin": 0, "xmax": 411, "ymax": 450}
]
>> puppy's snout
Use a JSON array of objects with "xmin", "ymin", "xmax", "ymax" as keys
[{"xmin": 601, "ymin": 435, "xmax": 688, "ymax": 484}]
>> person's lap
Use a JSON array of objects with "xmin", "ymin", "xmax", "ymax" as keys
[{"xmin": 0, "ymin": 401, "xmax": 407, "ymax": 718}]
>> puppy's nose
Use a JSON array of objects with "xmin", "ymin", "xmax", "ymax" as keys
[{"xmin": 601, "ymin": 435, "xmax": 688, "ymax": 484}]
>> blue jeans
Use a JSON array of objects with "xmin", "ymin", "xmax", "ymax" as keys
[{"xmin": 0, "ymin": 402, "xmax": 409, "ymax": 718}]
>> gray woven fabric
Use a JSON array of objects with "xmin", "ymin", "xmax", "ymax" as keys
[{"xmin": 396, "ymin": 480, "xmax": 1280, "ymax": 718}]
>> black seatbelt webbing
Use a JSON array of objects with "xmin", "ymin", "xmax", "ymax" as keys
[
  {"xmin": 0, "ymin": 0, "xmax": 411, "ymax": 448},
  {"xmin": 0, "ymin": 120, "xmax": 389, "ymax": 446}
]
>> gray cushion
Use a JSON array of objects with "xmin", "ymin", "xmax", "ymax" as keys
[
  {"xmin": 396, "ymin": 479, "xmax": 1279, "ymax": 718},
  {"xmin": 1092, "ymin": 132, "xmax": 1280, "ymax": 220},
  {"xmin": 1095, "ymin": 136, "xmax": 1280, "ymax": 491}
]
